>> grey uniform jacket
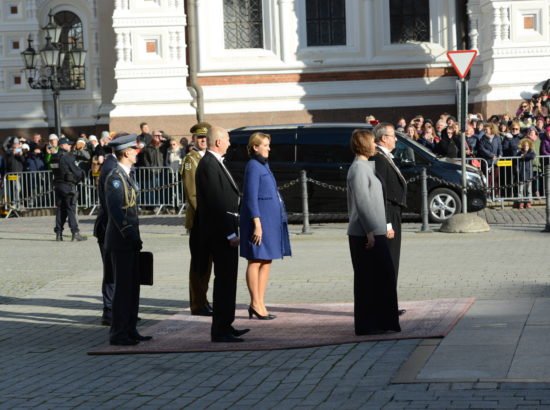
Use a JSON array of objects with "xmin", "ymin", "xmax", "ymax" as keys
[{"xmin": 346, "ymin": 158, "xmax": 387, "ymax": 237}]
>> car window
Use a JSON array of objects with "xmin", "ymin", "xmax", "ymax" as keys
[
  {"xmin": 227, "ymin": 129, "xmax": 296, "ymax": 163},
  {"xmin": 393, "ymin": 140, "xmax": 415, "ymax": 163},
  {"xmin": 296, "ymin": 127, "xmax": 356, "ymax": 163}
]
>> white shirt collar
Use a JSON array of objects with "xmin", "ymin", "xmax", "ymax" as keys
[
  {"xmin": 118, "ymin": 162, "xmax": 131, "ymax": 176},
  {"xmin": 377, "ymin": 144, "xmax": 394, "ymax": 158},
  {"xmin": 198, "ymin": 150, "xmax": 205, "ymax": 157},
  {"xmin": 207, "ymin": 149, "xmax": 224, "ymax": 163}
]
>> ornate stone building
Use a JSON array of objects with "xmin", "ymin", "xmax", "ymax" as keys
[{"xmin": 0, "ymin": 0, "xmax": 549, "ymax": 139}]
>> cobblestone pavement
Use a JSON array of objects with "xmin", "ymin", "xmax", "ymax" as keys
[{"xmin": 0, "ymin": 212, "xmax": 549, "ymax": 409}]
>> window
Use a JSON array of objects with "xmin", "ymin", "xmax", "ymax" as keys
[
  {"xmin": 390, "ymin": 0, "xmax": 430, "ymax": 43},
  {"xmin": 54, "ymin": 11, "xmax": 86, "ymax": 89},
  {"xmin": 10, "ymin": 5, "xmax": 18, "ymax": 14},
  {"xmin": 306, "ymin": 0, "xmax": 346, "ymax": 46},
  {"xmin": 223, "ymin": 0, "xmax": 263, "ymax": 49}
]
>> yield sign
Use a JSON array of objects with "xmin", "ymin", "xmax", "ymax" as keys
[{"xmin": 446, "ymin": 50, "xmax": 478, "ymax": 79}]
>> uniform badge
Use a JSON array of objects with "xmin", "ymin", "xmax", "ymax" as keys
[
  {"xmin": 112, "ymin": 180, "xmax": 121, "ymax": 189},
  {"xmin": 185, "ymin": 162, "xmax": 191, "ymax": 171}
]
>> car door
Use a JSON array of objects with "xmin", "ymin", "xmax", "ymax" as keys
[{"xmin": 295, "ymin": 126, "xmax": 354, "ymax": 213}]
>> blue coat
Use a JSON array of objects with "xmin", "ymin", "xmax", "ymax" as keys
[{"xmin": 239, "ymin": 157, "xmax": 291, "ymax": 260}]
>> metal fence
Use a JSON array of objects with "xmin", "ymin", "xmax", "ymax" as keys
[
  {"xmin": 1, "ymin": 166, "xmax": 185, "ymax": 218},
  {"xmin": 1, "ymin": 158, "xmax": 549, "ymax": 218}
]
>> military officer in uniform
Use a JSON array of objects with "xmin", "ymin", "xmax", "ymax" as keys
[
  {"xmin": 181, "ymin": 122, "xmax": 213, "ymax": 316},
  {"xmin": 104, "ymin": 134, "xmax": 151, "ymax": 346},
  {"xmin": 50, "ymin": 137, "xmax": 86, "ymax": 242},
  {"xmin": 93, "ymin": 133, "xmax": 128, "ymax": 326}
]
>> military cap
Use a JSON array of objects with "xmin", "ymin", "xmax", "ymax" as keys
[
  {"xmin": 189, "ymin": 122, "xmax": 211, "ymax": 137},
  {"xmin": 58, "ymin": 137, "xmax": 73, "ymax": 145},
  {"xmin": 108, "ymin": 133, "xmax": 139, "ymax": 151}
]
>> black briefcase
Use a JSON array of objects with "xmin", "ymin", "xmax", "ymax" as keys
[{"xmin": 139, "ymin": 251, "xmax": 154, "ymax": 286}]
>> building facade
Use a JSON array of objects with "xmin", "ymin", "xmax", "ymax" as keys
[{"xmin": 0, "ymin": 0, "xmax": 549, "ymax": 139}]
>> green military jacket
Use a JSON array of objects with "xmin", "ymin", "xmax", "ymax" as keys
[{"xmin": 181, "ymin": 149, "xmax": 203, "ymax": 229}]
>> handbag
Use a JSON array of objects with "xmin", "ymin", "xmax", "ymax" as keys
[{"xmin": 139, "ymin": 251, "xmax": 154, "ymax": 286}]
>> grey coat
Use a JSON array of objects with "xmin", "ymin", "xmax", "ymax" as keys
[{"xmin": 347, "ymin": 158, "xmax": 387, "ymax": 236}]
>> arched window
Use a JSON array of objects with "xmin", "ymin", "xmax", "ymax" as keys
[{"xmin": 53, "ymin": 10, "xmax": 86, "ymax": 88}]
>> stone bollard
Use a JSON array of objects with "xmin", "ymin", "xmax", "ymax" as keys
[{"xmin": 300, "ymin": 170, "xmax": 312, "ymax": 234}]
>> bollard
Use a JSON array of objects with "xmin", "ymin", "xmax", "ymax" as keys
[
  {"xmin": 544, "ymin": 167, "xmax": 550, "ymax": 232},
  {"xmin": 300, "ymin": 170, "xmax": 312, "ymax": 234},
  {"xmin": 419, "ymin": 167, "xmax": 432, "ymax": 233}
]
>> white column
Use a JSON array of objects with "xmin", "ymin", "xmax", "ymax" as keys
[{"xmin": 278, "ymin": 0, "xmax": 294, "ymax": 63}]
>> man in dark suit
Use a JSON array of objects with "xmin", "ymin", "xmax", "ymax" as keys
[
  {"xmin": 370, "ymin": 123, "xmax": 407, "ymax": 315},
  {"xmin": 104, "ymin": 134, "xmax": 151, "ymax": 346},
  {"xmin": 194, "ymin": 126, "xmax": 249, "ymax": 343}
]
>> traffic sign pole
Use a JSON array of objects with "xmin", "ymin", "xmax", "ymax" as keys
[{"xmin": 447, "ymin": 50, "xmax": 477, "ymax": 214}]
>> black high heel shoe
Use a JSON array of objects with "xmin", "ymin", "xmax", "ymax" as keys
[{"xmin": 248, "ymin": 306, "xmax": 276, "ymax": 320}]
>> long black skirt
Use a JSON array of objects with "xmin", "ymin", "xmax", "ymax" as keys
[{"xmin": 348, "ymin": 235, "xmax": 401, "ymax": 335}]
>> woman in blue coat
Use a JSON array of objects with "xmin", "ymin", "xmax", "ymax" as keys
[{"xmin": 240, "ymin": 132, "xmax": 291, "ymax": 320}]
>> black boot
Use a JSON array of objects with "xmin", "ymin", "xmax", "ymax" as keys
[
  {"xmin": 56, "ymin": 233, "xmax": 63, "ymax": 241},
  {"xmin": 71, "ymin": 232, "xmax": 87, "ymax": 242}
]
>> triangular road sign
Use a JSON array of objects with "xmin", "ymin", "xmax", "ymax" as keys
[{"xmin": 446, "ymin": 50, "xmax": 478, "ymax": 79}]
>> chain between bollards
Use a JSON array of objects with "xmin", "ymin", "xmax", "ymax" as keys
[
  {"xmin": 300, "ymin": 170, "xmax": 312, "ymax": 234},
  {"xmin": 544, "ymin": 165, "xmax": 550, "ymax": 232},
  {"xmin": 419, "ymin": 167, "xmax": 432, "ymax": 233}
]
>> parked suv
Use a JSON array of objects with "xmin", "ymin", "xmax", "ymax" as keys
[{"xmin": 225, "ymin": 123, "xmax": 487, "ymax": 223}]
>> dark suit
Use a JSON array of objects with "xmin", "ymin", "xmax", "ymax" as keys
[
  {"xmin": 93, "ymin": 154, "xmax": 117, "ymax": 321},
  {"xmin": 370, "ymin": 148, "xmax": 407, "ymax": 278},
  {"xmin": 104, "ymin": 165, "xmax": 142, "ymax": 343},
  {"xmin": 194, "ymin": 151, "xmax": 240, "ymax": 338}
]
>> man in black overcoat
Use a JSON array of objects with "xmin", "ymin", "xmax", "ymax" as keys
[
  {"xmin": 194, "ymin": 126, "xmax": 249, "ymax": 343},
  {"xmin": 370, "ymin": 123, "xmax": 407, "ymax": 315},
  {"xmin": 50, "ymin": 138, "xmax": 86, "ymax": 241}
]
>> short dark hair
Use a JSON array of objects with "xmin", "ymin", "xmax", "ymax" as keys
[
  {"xmin": 350, "ymin": 129, "xmax": 375, "ymax": 156},
  {"xmin": 139, "ymin": 122, "xmax": 148, "ymax": 129}
]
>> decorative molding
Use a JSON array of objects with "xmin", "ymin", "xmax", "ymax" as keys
[
  {"xmin": 25, "ymin": 0, "xmax": 36, "ymax": 19},
  {"xmin": 115, "ymin": 67, "xmax": 188, "ymax": 79},
  {"xmin": 122, "ymin": 31, "xmax": 132, "ymax": 62},
  {"xmin": 492, "ymin": 46, "xmax": 550, "ymax": 57},
  {"xmin": 176, "ymin": 30, "xmax": 184, "ymax": 61},
  {"xmin": 113, "ymin": 17, "xmax": 186, "ymax": 28},
  {"xmin": 500, "ymin": 6, "xmax": 510, "ymax": 41}
]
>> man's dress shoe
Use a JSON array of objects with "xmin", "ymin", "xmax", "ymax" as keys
[
  {"xmin": 211, "ymin": 334, "xmax": 244, "ymax": 343},
  {"xmin": 191, "ymin": 305, "xmax": 214, "ymax": 316},
  {"xmin": 110, "ymin": 338, "xmax": 139, "ymax": 346},
  {"xmin": 232, "ymin": 328, "xmax": 250, "ymax": 337},
  {"xmin": 130, "ymin": 332, "xmax": 152, "ymax": 341}
]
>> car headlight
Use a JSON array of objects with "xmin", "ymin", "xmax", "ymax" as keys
[{"xmin": 457, "ymin": 170, "xmax": 485, "ymax": 188}]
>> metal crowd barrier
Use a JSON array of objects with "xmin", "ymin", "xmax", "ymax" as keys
[{"xmin": 1, "ymin": 166, "xmax": 185, "ymax": 218}]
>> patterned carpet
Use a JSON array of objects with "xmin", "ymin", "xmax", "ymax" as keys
[{"xmin": 88, "ymin": 298, "xmax": 475, "ymax": 355}]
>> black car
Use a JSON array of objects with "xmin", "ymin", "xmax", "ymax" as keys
[{"xmin": 225, "ymin": 123, "xmax": 487, "ymax": 223}]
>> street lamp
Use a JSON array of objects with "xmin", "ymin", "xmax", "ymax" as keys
[{"xmin": 21, "ymin": 10, "xmax": 87, "ymax": 137}]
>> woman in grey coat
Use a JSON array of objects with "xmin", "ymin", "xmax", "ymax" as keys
[{"xmin": 347, "ymin": 129, "xmax": 401, "ymax": 336}]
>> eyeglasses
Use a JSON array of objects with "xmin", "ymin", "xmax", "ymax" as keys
[
  {"xmin": 511, "ymin": 128, "xmax": 520, "ymax": 130},
  {"xmin": 153, "ymin": 134, "xmax": 162, "ymax": 137}
]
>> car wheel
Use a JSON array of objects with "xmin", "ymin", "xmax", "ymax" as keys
[{"xmin": 428, "ymin": 188, "xmax": 461, "ymax": 223}]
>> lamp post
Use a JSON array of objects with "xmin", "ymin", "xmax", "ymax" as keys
[{"xmin": 21, "ymin": 10, "xmax": 87, "ymax": 137}]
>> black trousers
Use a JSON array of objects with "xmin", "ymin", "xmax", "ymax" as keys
[
  {"xmin": 210, "ymin": 239, "xmax": 238, "ymax": 338},
  {"xmin": 54, "ymin": 187, "xmax": 79, "ymax": 234},
  {"xmin": 386, "ymin": 203, "xmax": 402, "ymax": 280},
  {"xmin": 98, "ymin": 242, "xmax": 114, "ymax": 319},
  {"xmin": 349, "ymin": 235, "xmax": 400, "ymax": 335},
  {"xmin": 110, "ymin": 250, "xmax": 140, "ymax": 342}
]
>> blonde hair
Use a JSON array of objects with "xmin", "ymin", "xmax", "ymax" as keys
[{"xmin": 247, "ymin": 132, "xmax": 270, "ymax": 157}]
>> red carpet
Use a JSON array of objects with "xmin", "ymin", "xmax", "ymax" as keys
[{"xmin": 88, "ymin": 298, "xmax": 474, "ymax": 355}]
